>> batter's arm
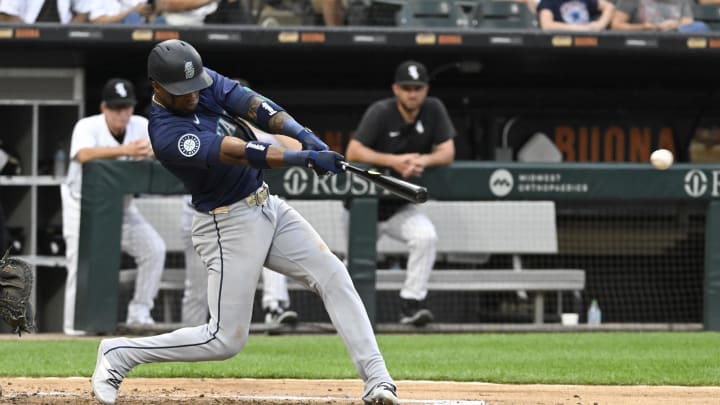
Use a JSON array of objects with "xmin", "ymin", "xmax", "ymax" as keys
[
  {"xmin": 243, "ymin": 94, "xmax": 327, "ymax": 151},
  {"xmin": 218, "ymin": 135, "xmax": 343, "ymax": 174},
  {"xmin": 218, "ymin": 136, "xmax": 286, "ymax": 168}
]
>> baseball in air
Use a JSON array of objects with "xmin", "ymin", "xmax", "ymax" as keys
[{"xmin": 650, "ymin": 149, "xmax": 674, "ymax": 170}]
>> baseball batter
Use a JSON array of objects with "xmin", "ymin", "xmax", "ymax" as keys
[
  {"xmin": 91, "ymin": 40, "xmax": 399, "ymax": 405},
  {"xmin": 61, "ymin": 78, "xmax": 165, "ymax": 335}
]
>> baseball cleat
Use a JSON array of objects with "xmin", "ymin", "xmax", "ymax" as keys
[
  {"xmin": 363, "ymin": 382, "xmax": 399, "ymax": 405},
  {"xmin": 400, "ymin": 308, "xmax": 433, "ymax": 326},
  {"xmin": 264, "ymin": 308, "xmax": 298, "ymax": 327},
  {"xmin": 400, "ymin": 298, "xmax": 434, "ymax": 326},
  {"xmin": 91, "ymin": 343, "xmax": 124, "ymax": 404}
]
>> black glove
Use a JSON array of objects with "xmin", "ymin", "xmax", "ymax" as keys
[{"xmin": 0, "ymin": 249, "xmax": 35, "ymax": 336}]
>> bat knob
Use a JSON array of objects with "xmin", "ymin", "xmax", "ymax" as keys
[{"xmin": 415, "ymin": 188, "xmax": 429, "ymax": 204}]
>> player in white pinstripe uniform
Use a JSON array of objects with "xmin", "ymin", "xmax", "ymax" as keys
[{"xmin": 61, "ymin": 78, "xmax": 166, "ymax": 335}]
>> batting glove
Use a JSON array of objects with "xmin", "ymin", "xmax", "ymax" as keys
[
  {"xmin": 296, "ymin": 128, "xmax": 329, "ymax": 151},
  {"xmin": 306, "ymin": 150, "xmax": 344, "ymax": 175}
]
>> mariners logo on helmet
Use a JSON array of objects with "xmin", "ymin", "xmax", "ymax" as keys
[
  {"xmin": 184, "ymin": 61, "xmax": 195, "ymax": 79},
  {"xmin": 178, "ymin": 133, "xmax": 200, "ymax": 157}
]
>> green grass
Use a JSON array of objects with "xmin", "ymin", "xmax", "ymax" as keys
[{"xmin": 1, "ymin": 333, "xmax": 719, "ymax": 385}]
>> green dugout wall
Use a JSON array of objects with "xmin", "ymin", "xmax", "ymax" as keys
[{"xmin": 75, "ymin": 160, "xmax": 720, "ymax": 332}]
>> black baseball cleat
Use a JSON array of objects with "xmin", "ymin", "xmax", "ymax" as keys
[
  {"xmin": 264, "ymin": 308, "xmax": 299, "ymax": 327},
  {"xmin": 363, "ymin": 382, "xmax": 400, "ymax": 405},
  {"xmin": 400, "ymin": 298, "xmax": 434, "ymax": 327}
]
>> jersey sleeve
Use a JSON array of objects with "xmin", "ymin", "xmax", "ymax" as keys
[
  {"xmin": 124, "ymin": 116, "xmax": 149, "ymax": 144},
  {"xmin": 152, "ymin": 123, "xmax": 224, "ymax": 168},
  {"xmin": 536, "ymin": 0, "xmax": 552, "ymax": 13},
  {"xmin": 428, "ymin": 98, "xmax": 457, "ymax": 145},
  {"xmin": 353, "ymin": 102, "xmax": 384, "ymax": 147},
  {"xmin": 204, "ymin": 68, "xmax": 258, "ymax": 119},
  {"xmin": 69, "ymin": 118, "xmax": 98, "ymax": 161}
]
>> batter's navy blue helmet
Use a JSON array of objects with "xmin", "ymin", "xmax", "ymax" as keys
[{"xmin": 148, "ymin": 39, "xmax": 213, "ymax": 95}]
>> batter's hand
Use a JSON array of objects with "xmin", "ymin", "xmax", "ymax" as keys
[
  {"xmin": 306, "ymin": 150, "xmax": 344, "ymax": 175},
  {"xmin": 296, "ymin": 128, "xmax": 329, "ymax": 151}
]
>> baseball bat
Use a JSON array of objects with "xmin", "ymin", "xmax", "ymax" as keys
[{"xmin": 339, "ymin": 161, "xmax": 428, "ymax": 204}]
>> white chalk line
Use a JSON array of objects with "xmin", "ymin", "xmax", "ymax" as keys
[
  {"xmin": 14, "ymin": 391, "xmax": 486, "ymax": 404},
  {"xmin": 230, "ymin": 395, "xmax": 486, "ymax": 404}
]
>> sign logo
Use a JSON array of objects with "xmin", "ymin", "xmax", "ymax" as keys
[
  {"xmin": 284, "ymin": 167, "xmax": 309, "ymax": 195},
  {"xmin": 178, "ymin": 133, "xmax": 200, "ymax": 157},
  {"xmin": 489, "ymin": 169, "xmax": 513, "ymax": 197},
  {"xmin": 184, "ymin": 61, "xmax": 194, "ymax": 79},
  {"xmin": 684, "ymin": 169, "xmax": 708, "ymax": 198}
]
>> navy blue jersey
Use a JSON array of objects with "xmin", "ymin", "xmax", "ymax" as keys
[{"xmin": 149, "ymin": 68, "xmax": 264, "ymax": 212}]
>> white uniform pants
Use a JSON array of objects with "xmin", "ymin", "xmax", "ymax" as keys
[
  {"xmin": 378, "ymin": 204, "xmax": 438, "ymax": 301},
  {"xmin": 61, "ymin": 185, "xmax": 166, "ymax": 332}
]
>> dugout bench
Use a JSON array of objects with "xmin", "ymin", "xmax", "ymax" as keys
[{"xmin": 129, "ymin": 198, "xmax": 585, "ymax": 325}]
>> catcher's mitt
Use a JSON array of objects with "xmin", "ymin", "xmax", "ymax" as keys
[{"xmin": 0, "ymin": 248, "xmax": 35, "ymax": 335}]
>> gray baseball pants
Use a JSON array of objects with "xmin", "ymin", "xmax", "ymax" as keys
[{"xmin": 99, "ymin": 191, "xmax": 393, "ymax": 396}]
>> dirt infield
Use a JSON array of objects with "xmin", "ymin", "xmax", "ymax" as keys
[{"xmin": 1, "ymin": 377, "xmax": 720, "ymax": 404}]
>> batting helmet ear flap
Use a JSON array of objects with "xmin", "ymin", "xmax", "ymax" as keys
[{"xmin": 147, "ymin": 39, "xmax": 213, "ymax": 95}]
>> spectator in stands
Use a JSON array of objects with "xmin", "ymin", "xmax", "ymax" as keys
[
  {"xmin": 88, "ymin": 0, "xmax": 153, "ymax": 24},
  {"xmin": 0, "ymin": 0, "xmax": 90, "ymax": 23},
  {"xmin": 153, "ymin": 0, "xmax": 219, "ymax": 25},
  {"xmin": 204, "ymin": 0, "xmax": 252, "ymax": 24},
  {"xmin": 611, "ymin": 0, "xmax": 710, "ymax": 32},
  {"xmin": 345, "ymin": 60, "xmax": 456, "ymax": 327},
  {"xmin": 537, "ymin": 0, "xmax": 615, "ymax": 31},
  {"xmin": 61, "ymin": 78, "xmax": 166, "ymax": 335},
  {"xmin": 311, "ymin": 0, "xmax": 348, "ymax": 25}
]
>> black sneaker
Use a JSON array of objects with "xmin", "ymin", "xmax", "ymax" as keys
[{"xmin": 400, "ymin": 298, "xmax": 433, "ymax": 326}]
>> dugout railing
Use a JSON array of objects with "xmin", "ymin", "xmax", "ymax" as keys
[{"xmin": 72, "ymin": 160, "xmax": 720, "ymax": 333}]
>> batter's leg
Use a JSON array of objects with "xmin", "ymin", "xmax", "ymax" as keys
[
  {"xmin": 93, "ymin": 201, "xmax": 272, "ymax": 404},
  {"xmin": 263, "ymin": 196, "xmax": 394, "ymax": 397},
  {"xmin": 181, "ymin": 196, "xmax": 208, "ymax": 326}
]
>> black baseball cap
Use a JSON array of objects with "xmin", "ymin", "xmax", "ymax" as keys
[
  {"xmin": 102, "ymin": 78, "xmax": 137, "ymax": 108},
  {"xmin": 148, "ymin": 39, "xmax": 213, "ymax": 95},
  {"xmin": 394, "ymin": 60, "xmax": 429, "ymax": 86}
]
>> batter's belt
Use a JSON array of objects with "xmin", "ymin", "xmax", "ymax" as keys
[{"xmin": 209, "ymin": 183, "xmax": 269, "ymax": 214}]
